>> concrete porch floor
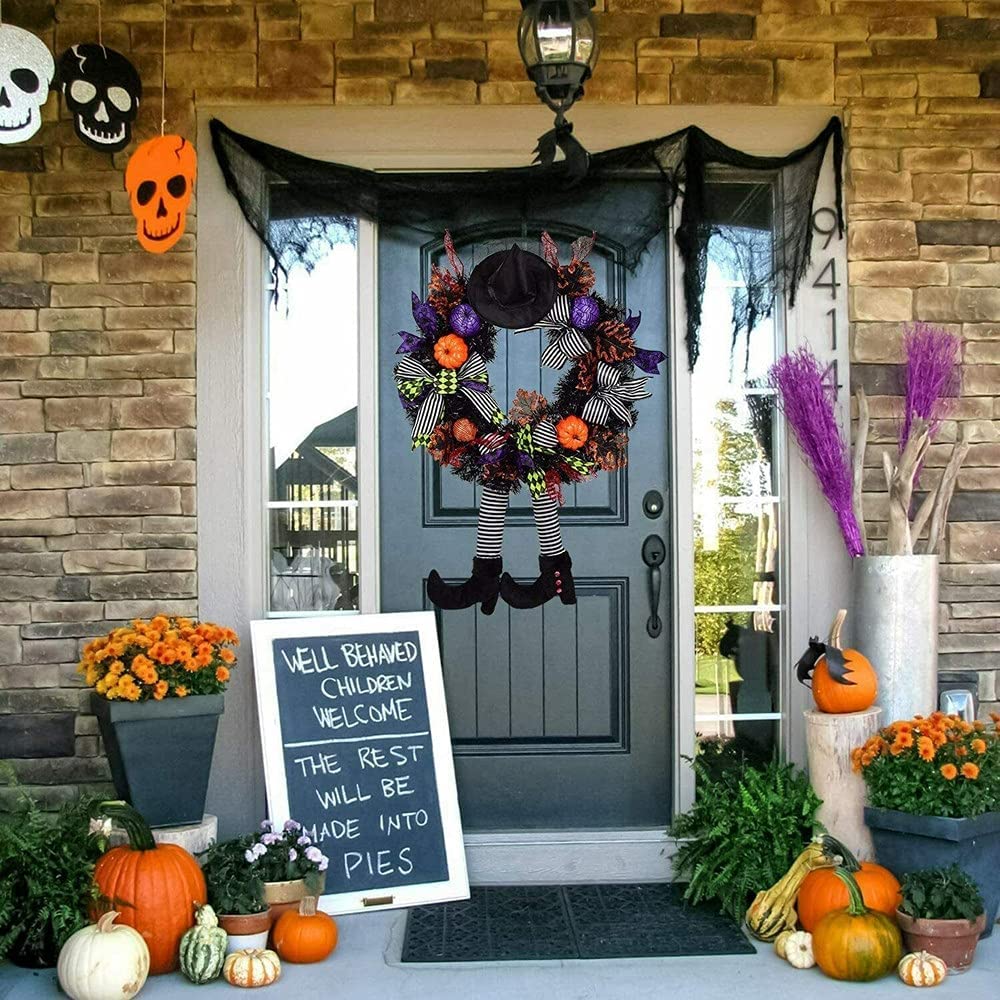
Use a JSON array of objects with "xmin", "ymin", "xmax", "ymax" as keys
[{"xmin": 2, "ymin": 911, "xmax": 998, "ymax": 1000}]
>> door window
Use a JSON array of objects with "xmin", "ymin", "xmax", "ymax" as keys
[
  {"xmin": 691, "ymin": 181, "xmax": 785, "ymax": 766},
  {"xmin": 264, "ymin": 224, "xmax": 361, "ymax": 615}
]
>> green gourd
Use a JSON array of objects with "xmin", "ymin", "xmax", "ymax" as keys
[{"xmin": 179, "ymin": 904, "xmax": 228, "ymax": 984}]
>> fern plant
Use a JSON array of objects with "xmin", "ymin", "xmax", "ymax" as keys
[
  {"xmin": 671, "ymin": 751, "xmax": 822, "ymax": 922},
  {"xmin": 0, "ymin": 778, "xmax": 104, "ymax": 967}
]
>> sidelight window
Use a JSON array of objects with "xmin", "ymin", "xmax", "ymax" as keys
[{"xmin": 264, "ymin": 223, "xmax": 362, "ymax": 615}]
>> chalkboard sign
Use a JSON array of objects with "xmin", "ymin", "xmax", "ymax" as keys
[{"xmin": 250, "ymin": 612, "xmax": 469, "ymax": 915}]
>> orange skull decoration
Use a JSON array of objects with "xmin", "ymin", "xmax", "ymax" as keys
[{"xmin": 125, "ymin": 135, "xmax": 197, "ymax": 253}]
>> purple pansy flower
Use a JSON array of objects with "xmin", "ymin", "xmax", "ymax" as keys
[
  {"xmin": 305, "ymin": 846, "xmax": 324, "ymax": 864},
  {"xmin": 283, "ymin": 819, "xmax": 301, "ymax": 833},
  {"xmin": 449, "ymin": 304, "xmax": 481, "ymax": 338},
  {"xmin": 570, "ymin": 296, "xmax": 600, "ymax": 330},
  {"xmin": 288, "ymin": 848, "xmax": 298, "ymax": 862},
  {"xmin": 297, "ymin": 834, "xmax": 312, "ymax": 847},
  {"xmin": 244, "ymin": 848, "xmax": 256, "ymax": 863},
  {"xmin": 261, "ymin": 832, "xmax": 281, "ymax": 846},
  {"xmin": 634, "ymin": 348, "xmax": 666, "ymax": 375},
  {"xmin": 260, "ymin": 820, "xmax": 272, "ymax": 832},
  {"xmin": 411, "ymin": 292, "xmax": 439, "ymax": 336}
]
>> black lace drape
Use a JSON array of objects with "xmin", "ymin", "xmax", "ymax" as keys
[{"xmin": 210, "ymin": 117, "xmax": 843, "ymax": 370}]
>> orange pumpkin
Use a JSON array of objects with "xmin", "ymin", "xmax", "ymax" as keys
[
  {"xmin": 93, "ymin": 801, "xmax": 206, "ymax": 975},
  {"xmin": 798, "ymin": 857, "xmax": 901, "ymax": 932},
  {"xmin": 433, "ymin": 334, "xmax": 468, "ymax": 370},
  {"xmin": 556, "ymin": 415, "xmax": 589, "ymax": 451},
  {"xmin": 812, "ymin": 609, "xmax": 878, "ymax": 714},
  {"xmin": 813, "ymin": 869, "xmax": 903, "ymax": 982},
  {"xmin": 272, "ymin": 896, "xmax": 338, "ymax": 964}
]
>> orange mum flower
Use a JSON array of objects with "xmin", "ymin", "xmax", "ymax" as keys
[
  {"xmin": 917, "ymin": 737, "xmax": 935, "ymax": 762},
  {"xmin": 219, "ymin": 648, "xmax": 236, "ymax": 664},
  {"xmin": 972, "ymin": 738, "xmax": 987, "ymax": 754},
  {"xmin": 961, "ymin": 762, "xmax": 980, "ymax": 780},
  {"xmin": 216, "ymin": 666, "xmax": 230, "ymax": 683},
  {"xmin": 894, "ymin": 730, "xmax": 914, "ymax": 750},
  {"xmin": 956, "ymin": 745, "xmax": 968, "ymax": 758},
  {"xmin": 175, "ymin": 685, "xmax": 189, "ymax": 698},
  {"xmin": 940, "ymin": 763, "xmax": 958, "ymax": 780},
  {"xmin": 153, "ymin": 680, "xmax": 169, "ymax": 700}
]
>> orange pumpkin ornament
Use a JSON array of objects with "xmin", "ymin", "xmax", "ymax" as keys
[
  {"xmin": 797, "ymin": 609, "xmax": 878, "ymax": 714},
  {"xmin": 433, "ymin": 334, "xmax": 468, "ymax": 370},
  {"xmin": 798, "ymin": 846, "xmax": 901, "ymax": 932},
  {"xmin": 125, "ymin": 135, "xmax": 197, "ymax": 254},
  {"xmin": 272, "ymin": 896, "xmax": 338, "ymax": 964},
  {"xmin": 556, "ymin": 415, "xmax": 589, "ymax": 450},
  {"xmin": 92, "ymin": 801, "xmax": 207, "ymax": 975}
]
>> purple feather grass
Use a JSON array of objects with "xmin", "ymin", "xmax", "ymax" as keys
[
  {"xmin": 900, "ymin": 322, "xmax": 961, "ymax": 452},
  {"xmin": 770, "ymin": 347, "xmax": 864, "ymax": 557}
]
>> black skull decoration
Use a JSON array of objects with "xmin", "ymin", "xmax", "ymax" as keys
[{"xmin": 57, "ymin": 43, "xmax": 141, "ymax": 152}]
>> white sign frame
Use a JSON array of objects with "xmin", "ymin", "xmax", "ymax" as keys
[{"xmin": 250, "ymin": 611, "xmax": 469, "ymax": 915}]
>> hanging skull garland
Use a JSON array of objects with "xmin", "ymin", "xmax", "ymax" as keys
[
  {"xmin": 0, "ymin": 24, "xmax": 55, "ymax": 144},
  {"xmin": 125, "ymin": 134, "xmax": 197, "ymax": 253},
  {"xmin": 57, "ymin": 43, "xmax": 141, "ymax": 152}
]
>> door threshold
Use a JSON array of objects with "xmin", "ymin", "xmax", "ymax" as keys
[{"xmin": 463, "ymin": 828, "xmax": 680, "ymax": 884}]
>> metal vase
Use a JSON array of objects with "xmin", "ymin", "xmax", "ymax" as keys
[{"xmin": 851, "ymin": 555, "xmax": 939, "ymax": 724}]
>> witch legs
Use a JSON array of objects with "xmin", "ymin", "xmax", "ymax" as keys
[{"xmin": 500, "ymin": 493, "xmax": 576, "ymax": 608}]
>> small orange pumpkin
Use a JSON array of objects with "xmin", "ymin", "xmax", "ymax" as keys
[
  {"xmin": 433, "ymin": 334, "xmax": 468, "ymax": 370},
  {"xmin": 271, "ymin": 896, "xmax": 338, "ymax": 964},
  {"xmin": 798, "ymin": 851, "xmax": 901, "ymax": 932},
  {"xmin": 556, "ymin": 415, "xmax": 589, "ymax": 450},
  {"xmin": 808, "ymin": 609, "xmax": 878, "ymax": 714}
]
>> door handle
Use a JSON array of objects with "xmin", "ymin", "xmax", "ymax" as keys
[{"xmin": 642, "ymin": 534, "xmax": 666, "ymax": 639}]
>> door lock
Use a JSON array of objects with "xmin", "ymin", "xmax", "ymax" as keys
[{"xmin": 642, "ymin": 534, "xmax": 666, "ymax": 638}]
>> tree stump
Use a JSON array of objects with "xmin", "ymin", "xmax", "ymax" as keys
[{"xmin": 804, "ymin": 709, "xmax": 881, "ymax": 861}]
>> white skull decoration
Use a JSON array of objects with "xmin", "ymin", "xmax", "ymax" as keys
[
  {"xmin": 124, "ymin": 135, "xmax": 197, "ymax": 253},
  {"xmin": 0, "ymin": 24, "xmax": 54, "ymax": 144}
]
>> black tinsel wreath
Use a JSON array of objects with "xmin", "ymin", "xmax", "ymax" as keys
[{"xmin": 393, "ymin": 232, "xmax": 665, "ymax": 501}]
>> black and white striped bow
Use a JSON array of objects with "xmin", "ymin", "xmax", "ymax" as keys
[
  {"xmin": 515, "ymin": 295, "xmax": 591, "ymax": 370},
  {"xmin": 394, "ymin": 352, "xmax": 502, "ymax": 448},
  {"xmin": 581, "ymin": 361, "xmax": 651, "ymax": 427}
]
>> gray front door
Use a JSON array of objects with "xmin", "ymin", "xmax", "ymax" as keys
[{"xmin": 379, "ymin": 209, "xmax": 671, "ymax": 832}]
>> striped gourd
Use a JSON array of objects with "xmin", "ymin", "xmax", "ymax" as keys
[{"xmin": 179, "ymin": 905, "xmax": 228, "ymax": 984}]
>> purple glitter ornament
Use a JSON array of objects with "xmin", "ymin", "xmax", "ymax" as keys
[
  {"xmin": 770, "ymin": 347, "xmax": 864, "ymax": 558},
  {"xmin": 411, "ymin": 292, "xmax": 439, "ymax": 337},
  {"xmin": 449, "ymin": 303, "xmax": 481, "ymax": 338},
  {"xmin": 571, "ymin": 296, "xmax": 600, "ymax": 330}
]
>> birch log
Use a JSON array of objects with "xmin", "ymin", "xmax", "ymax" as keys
[
  {"xmin": 804, "ymin": 709, "xmax": 881, "ymax": 860},
  {"xmin": 852, "ymin": 387, "xmax": 869, "ymax": 555}
]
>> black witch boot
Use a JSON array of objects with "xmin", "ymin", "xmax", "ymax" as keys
[
  {"xmin": 499, "ymin": 551, "xmax": 576, "ymax": 609},
  {"xmin": 426, "ymin": 557, "xmax": 502, "ymax": 614}
]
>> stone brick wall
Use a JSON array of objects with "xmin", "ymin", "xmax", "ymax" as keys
[{"xmin": 0, "ymin": 0, "xmax": 998, "ymax": 809}]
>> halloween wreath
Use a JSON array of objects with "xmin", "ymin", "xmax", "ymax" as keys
[{"xmin": 394, "ymin": 232, "xmax": 664, "ymax": 612}]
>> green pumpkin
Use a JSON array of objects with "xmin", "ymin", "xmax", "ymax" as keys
[{"xmin": 179, "ymin": 904, "xmax": 228, "ymax": 984}]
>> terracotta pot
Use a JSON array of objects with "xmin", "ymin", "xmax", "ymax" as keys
[
  {"xmin": 896, "ymin": 909, "xmax": 987, "ymax": 974},
  {"xmin": 264, "ymin": 875, "xmax": 326, "ymax": 919},
  {"xmin": 218, "ymin": 911, "xmax": 272, "ymax": 955}
]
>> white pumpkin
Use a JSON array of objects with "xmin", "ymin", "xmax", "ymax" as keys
[
  {"xmin": 223, "ymin": 947, "xmax": 282, "ymax": 988},
  {"xmin": 784, "ymin": 930, "xmax": 815, "ymax": 969},
  {"xmin": 57, "ymin": 911, "xmax": 150, "ymax": 1000},
  {"xmin": 898, "ymin": 950, "xmax": 948, "ymax": 987}
]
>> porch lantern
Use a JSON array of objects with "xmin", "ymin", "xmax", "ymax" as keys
[{"xmin": 517, "ymin": 0, "xmax": 599, "ymax": 120}]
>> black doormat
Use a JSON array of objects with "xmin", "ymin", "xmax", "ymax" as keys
[{"xmin": 401, "ymin": 884, "xmax": 756, "ymax": 962}]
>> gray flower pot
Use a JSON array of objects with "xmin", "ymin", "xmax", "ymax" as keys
[
  {"xmin": 92, "ymin": 693, "xmax": 224, "ymax": 828},
  {"xmin": 865, "ymin": 806, "xmax": 1000, "ymax": 939}
]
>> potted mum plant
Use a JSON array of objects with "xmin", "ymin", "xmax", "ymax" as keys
[
  {"xmin": 854, "ymin": 712, "xmax": 1000, "ymax": 937},
  {"xmin": 200, "ymin": 837, "xmax": 271, "ymax": 953},
  {"xmin": 896, "ymin": 865, "xmax": 986, "ymax": 973},
  {"xmin": 79, "ymin": 615, "xmax": 239, "ymax": 827},
  {"xmin": 245, "ymin": 820, "xmax": 329, "ymax": 920}
]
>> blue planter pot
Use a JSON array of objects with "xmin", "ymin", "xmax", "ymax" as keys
[
  {"xmin": 93, "ymin": 693, "xmax": 224, "ymax": 829},
  {"xmin": 865, "ymin": 806, "xmax": 1000, "ymax": 939}
]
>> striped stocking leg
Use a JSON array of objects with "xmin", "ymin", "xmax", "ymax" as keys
[
  {"xmin": 531, "ymin": 493, "xmax": 565, "ymax": 557},
  {"xmin": 426, "ymin": 487, "xmax": 507, "ymax": 615},
  {"xmin": 475, "ymin": 487, "xmax": 509, "ymax": 559},
  {"xmin": 498, "ymin": 492, "xmax": 575, "ymax": 609}
]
